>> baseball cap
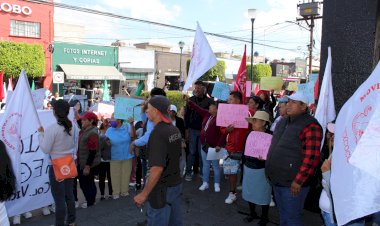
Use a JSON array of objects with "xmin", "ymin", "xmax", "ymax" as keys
[
  {"xmin": 285, "ymin": 92, "xmax": 308, "ymax": 104},
  {"xmin": 80, "ymin": 112, "xmax": 98, "ymax": 122},
  {"xmin": 170, "ymin": 105, "xmax": 177, "ymax": 113},
  {"xmin": 246, "ymin": 111, "xmax": 271, "ymax": 125},
  {"xmin": 148, "ymin": 96, "xmax": 171, "ymax": 123}
]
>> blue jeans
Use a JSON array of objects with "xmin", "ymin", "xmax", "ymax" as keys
[
  {"xmin": 49, "ymin": 167, "xmax": 76, "ymax": 226},
  {"xmin": 200, "ymin": 147, "xmax": 220, "ymax": 184},
  {"xmin": 186, "ymin": 129, "xmax": 202, "ymax": 176},
  {"xmin": 147, "ymin": 183, "xmax": 183, "ymax": 226},
  {"xmin": 273, "ymin": 185, "xmax": 309, "ymax": 226},
  {"xmin": 321, "ymin": 211, "xmax": 337, "ymax": 226}
]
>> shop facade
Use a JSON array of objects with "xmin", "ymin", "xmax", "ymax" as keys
[
  {"xmin": 0, "ymin": 0, "xmax": 54, "ymax": 88},
  {"xmin": 52, "ymin": 42, "xmax": 123, "ymax": 101},
  {"xmin": 118, "ymin": 47, "xmax": 155, "ymax": 93}
]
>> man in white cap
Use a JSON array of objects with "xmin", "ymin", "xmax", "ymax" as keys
[{"xmin": 266, "ymin": 92, "xmax": 323, "ymax": 226}]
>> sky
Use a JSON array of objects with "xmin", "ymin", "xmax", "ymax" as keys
[{"xmin": 54, "ymin": 0, "xmax": 323, "ymax": 62}]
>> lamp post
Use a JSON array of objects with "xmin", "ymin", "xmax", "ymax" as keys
[
  {"xmin": 178, "ymin": 41, "xmax": 185, "ymax": 90},
  {"xmin": 248, "ymin": 9, "xmax": 257, "ymax": 82}
]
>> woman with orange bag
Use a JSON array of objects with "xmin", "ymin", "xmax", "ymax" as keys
[{"xmin": 38, "ymin": 100, "xmax": 77, "ymax": 226}]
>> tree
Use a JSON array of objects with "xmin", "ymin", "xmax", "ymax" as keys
[
  {"xmin": 186, "ymin": 59, "xmax": 226, "ymax": 81},
  {"xmin": 247, "ymin": 64, "xmax": 272, "ymax": 83},
  {"xmin": 0, "ymin": 41, "xmax": 45, "ymax": 78}
]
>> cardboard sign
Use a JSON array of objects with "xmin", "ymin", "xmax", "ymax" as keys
[
  {"xmin": 297, "ymin": 83, "xmax": 315, "ymax": 104},
  {"xmin": 246, "ymin": 81, "xmax": 252, "ymax": 97},
  {"xmin": 92, "ymin": 102, "xmax": 114, "ymax": 119},
  {"xmin": 31, "ymin": 88, "xmax": 47, "ymax": 110},
  {"xmin": 114, "ymin": 95, "xmax": 144, "ymax": 120},
  {"xmin": 216, "ymin": 103, "xmax": 249, "ymax": 128},
  {"xmin": 244, "ymin": 131, "xmax": 273, "ymax": 159},
  {"xmin": 260, "ymin": 77, "xmax": 283, "ymax": 91},
  {"xmin": 211, "ymin": 82, "xmax": 230, "ymax": 101}
]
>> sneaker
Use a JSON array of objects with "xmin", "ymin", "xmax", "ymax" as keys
[
  {"xmin": 225, "ymin": 192, "xmax": 237, "ymax": 204},
  {"xmin": 23, "ymin": 212, "xmax": 33, "ymax": 219},
  {"xmin": 81, "ymin": 203, "xmax": 87, "ymax": 209},
  {"xmin": 42, "ymin": 206, "xmax": 51, "ymax": 216},
  {"xmin": 100, "ymin": 195, "xmax": 106, "ymax": 200},
  {"xmin": 129, "ymin": 182, "xmax": 136, "ymax": 187},
  {"xmin": 75, "ymin": 201, "xmax": 79, "ymax": 208},
  {"xmin": 270, "ymin": 199, "xmax": 276, "ymax": 207},
  {"xmin": 13, "ymin": 215, "xmax": 21, "ymax": 225},
  {"xmin": 113, "ymin": 195, "xmax": 120, "ymax": 200},
  {"xmin": 121, "ymin": 192, "xmax": 129, "ymax": 197},
  {"xmin": 214, "ymin": 183, "xmax": 220, "ymax": 193},
  {"xmin": 198, "ymin": 182, "xmax": 209, "ymax": 191},
  {"xmin": 50, "ymin": 204, "xmax": 56, "ymax": 213},
  {"xmin": 185, "ymin": 174, "xmax": 192, "ymax": 182}
]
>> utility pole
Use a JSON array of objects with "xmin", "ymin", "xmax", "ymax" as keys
[{"xmin": 297, "ymin": 0, "xmax": 323, "ymax": 75}]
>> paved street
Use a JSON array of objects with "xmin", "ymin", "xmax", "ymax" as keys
[{"xmin": 18, "ymin": 175, "xmax": 323, "ymax": 226}]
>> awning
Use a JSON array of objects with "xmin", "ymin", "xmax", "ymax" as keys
[{"xmin": 59, "ymin": 64, "xmax": 124, "ymax": 80}]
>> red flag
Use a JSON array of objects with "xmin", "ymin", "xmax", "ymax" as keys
[
  {"xmin": 314, "ymin": 74, "xmax": 320, "ymax": 101},
  {"xmin": 234, "ymin": 45, "xmax": 247, "ymax": 103},
  {"xmin": 0, "ymin": 70, "xmax": 4, "ymax": 101},
  {"xmin": 254, "ymin": 83, "xmax": 260, "ymax": 95}
]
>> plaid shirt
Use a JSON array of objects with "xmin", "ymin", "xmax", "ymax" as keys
[{"xmin": 293, "ymin": 122, "xmax": 322, "ymax": 186}]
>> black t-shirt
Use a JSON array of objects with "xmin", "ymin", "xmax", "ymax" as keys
[{"xmin": 148, "ymin": 122, "xmax": 182, "ymax": 187}]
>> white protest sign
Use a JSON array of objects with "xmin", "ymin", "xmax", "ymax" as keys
[
  {"xmin": 216, "ymin": 104, "xmax": 249, "ymax": 128},
  {"xmin": 31, "ymin": 88, "xmax": 47, "ymax": 110},
  {"xmin": 207, "ymin": 147, "xmax": 228, "ymax": 160},
  {"xmin": 331, "ymin": 62, "xmax": 380, "ymax": 225},
  {"xmin": 244, "ymin": 131, "xmax": 272, "ymax": 159}
]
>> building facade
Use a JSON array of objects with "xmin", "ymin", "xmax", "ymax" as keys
[
  {"xmin": 0, "ymin": 0, "xmax": 54, "ymax": 88},
  {"xmin": 52, "ymin": 42, "xmax": 123, "ymax": 99}
]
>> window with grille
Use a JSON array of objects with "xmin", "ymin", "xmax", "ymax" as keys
[{"xmin": 10, "ymin": 20, "xmax": 41, "ymax": 38}]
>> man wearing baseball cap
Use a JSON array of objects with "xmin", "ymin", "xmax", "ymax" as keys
[
  {"xmin": 134, "ymin": 96, "xmax": 183, "ymax": 226},
  {"xmin": 266, "ymin": 92, "xmax": 322, "ymax": 226}
]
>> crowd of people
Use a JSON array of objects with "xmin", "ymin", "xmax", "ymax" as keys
[{"xmin": 1, "ymin": 81, "xmax": 380, "ymax": 226}]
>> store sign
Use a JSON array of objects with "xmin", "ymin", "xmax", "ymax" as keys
[
  {"xmin": 62, "ymin": 47, "xmax": 108, "ymax": 65},
  {"xmin": 0, "ymin": 2, "xmax": 32, "ymax": 15},
  {"xmin": 53, "ymin": 72, "xmax": 64, "ymax": 84}
]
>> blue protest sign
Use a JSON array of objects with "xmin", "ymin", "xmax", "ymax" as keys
[
  {"xmin": 212, "ymin": 82, "xmax": 230, "ymax": 101},
  {"xmin": 114, "ymin": 95, "xmax": 144, "ymax": 120}
]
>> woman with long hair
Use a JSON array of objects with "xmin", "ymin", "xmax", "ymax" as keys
[
  {"xmin": 38, "ymin": 99, "xmax": 76, "ymax": 226},
  {"xmin": 0, "ymin": 140, "xmax": 15, "ymax": 226}
]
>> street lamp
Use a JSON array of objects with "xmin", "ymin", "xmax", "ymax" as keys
[
  {"xmin": 248, "ymin": 9, "xmax": 257, "ymax": 82},
  {"xmin": 178, "ymin": 41, "xmax": 185, "ymax": 90}
]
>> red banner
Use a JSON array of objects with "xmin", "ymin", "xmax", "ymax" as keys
[{"xmin": 234, "ymin": 45, "xmax": 247, "ymax": 103}]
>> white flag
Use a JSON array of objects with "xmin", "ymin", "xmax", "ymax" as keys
[
  {"xmin": 331, "ymin": 61, "xmax": 380, "ymax": 225},
  {"xmin": 0, "ymin": 70, "xmax": 48, "ymax": 216},
  {"xmin": 315, "ymin": 47, "xmax": 336, "ymax": 148},
  {"xmin": 183, "ymin": 22, "xmax": 217, "ymax": 92},
  {"xmin": 2, "ymin": 82, "xmax": 6, "ymax": 104}
]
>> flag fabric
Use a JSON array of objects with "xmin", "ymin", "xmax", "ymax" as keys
[
  {"xmin": 31, "ymin": 80, "xmax": 35, "ymax": 91},
  {"xmin": 8, "ymin": 76, "xmax": 13, "ymax": 91},
  {"xmin": 254, "ymin": 83, "xmax": 260, "ymax": 95},
  {"xmin": 183, "ymin": 22, "xmax": 217, "ymax": 92},
  {"xmin": 0, "ymin": 69, "xmax": 4, "ymax": 101},
  {"xmin": 314, "ymin": 47, "xmax": 336, "ymax": 148},
  {"xmin": 3, "ymin": 82, "xmax": 7, "ymax": 104},
  {"xmin": 102, "ymin": 80, "xmax": 110, "ymax": 101},
  {"xmin": 134, "ymin": 80, "xmax": 145, "ymax": 96},
  {"xmin": 234, "ymin": 45, "xmax": 247, "ymax": 103},
  {"xmin": 331, "ymin": 61, "xmax": 380, "ymax": 225}
]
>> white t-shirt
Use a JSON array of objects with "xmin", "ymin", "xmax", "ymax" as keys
[{"xmin": 0, "ymin": 202, "xmax": 10, "ymax": 226}]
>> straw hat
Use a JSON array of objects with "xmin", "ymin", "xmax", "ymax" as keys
[{"xmin": 246, "ymin": 111, "xmax": 271, "ymax": 124}]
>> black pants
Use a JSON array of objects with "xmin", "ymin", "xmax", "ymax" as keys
[
  {"xmin": 98, "ymin": 162, "xmax": 113, "ymax": 196},
  {"xmin": 78, "ymin": 166, "xmax": 97, "ymax": 206},
  {"xmin": 73, "ymin": 176, "xmax": 78, "ymax": 202}
]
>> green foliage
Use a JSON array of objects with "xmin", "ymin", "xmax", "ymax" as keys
[
  {"xmin": 247, "ymin": 64, "xmax": 272, "ymax": 83},
  {"xmin": 186, "ymin": 59, "xmax": 226, "ymax": 81},
  {"xmin": 140, "ymin": 90, "xmax": 186, "ymax": 110},
  {"xmin": 0, "ymin": 41, "xmax": 45, "ymax": 78}
]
